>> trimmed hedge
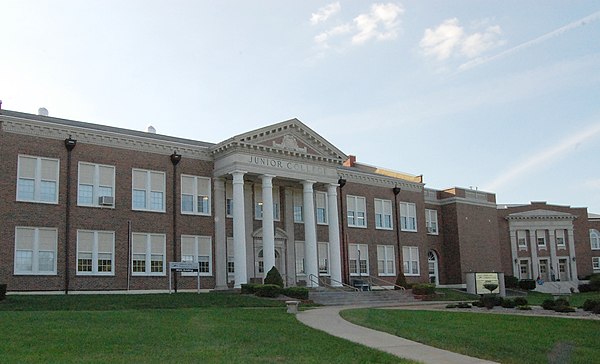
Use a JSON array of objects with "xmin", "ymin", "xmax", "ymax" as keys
[
  {"xmin": 264, "ymin": 267, "xmax": 284, "ymax": 288},
  {"xmin": 412, "ymin": 283, "xmax": 435, "ymax": 295},
  {"xmin": 501, "ymin": 299, "xmax": 516, "ymax": 308},
  {"xmin": 578, "ymin": 283, "xmax": 592, "ymax": 293},
  {"xmin": 504, "ymin": 275, "xmax": 519, "ymax": 289},
  {"xmin": 583, "ymin": 299, "xmax": 600, "ymax": 311},
  {"xmin": 254, "ymin": 284, "xmax": 281, "ymax": 298},
  {"xmin": 590, "ymin": 274, "xmax": 600, "ymax": 291},
  {"xmin": 395, "ymin": 272, "xmax": 408, "ymax": 290},
  {"xmin": 0, "ymin": 284, "xmax": 6, "ymax": 301},
  {"xmin": 519, "ymin": 279, "xmax": 536, "ymax": 290},
  {"xmin": 241, "ymin": 283, "xmax": 260, "ymax": 294},
  {"xmin": 283, "ymin": 287, "xmax": 309, "ymax": 300},
  {"xmin": 513, "ymin": 297, "xmax": 528, "ymax": 306}
]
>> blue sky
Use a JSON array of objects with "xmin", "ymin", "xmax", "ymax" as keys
[{"xmin": 2, "ymin": 1, "xmax": 600, "ymax": 212}]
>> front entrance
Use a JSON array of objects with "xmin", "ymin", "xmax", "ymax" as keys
[
  {"xmin": 539, "ymin": 259, "xmax": 549, "ymax": 282},
  {"xmin": 428, "ymin": 251, "xmax": 439, "ymax": 285},
  {"xmin": 519, "ymin": 259, "xmax": 531, "ymax": 279},
  {"xmin": 558, "ymin": 258, "xmax": 569, "ymax": 281},
  {"xmin": 257, "ymin": 248, "xmax": 283, "ymax": 275}
]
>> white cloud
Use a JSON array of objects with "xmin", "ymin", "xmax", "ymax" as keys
[
  {"xmin": 310, "ymin": 2, "xmax": 341, "ymax": 25},
  {"xmin": 420, "ymin": 18, "xmax": 503, "ymax": 61},
  {"xmin": 352, "ymin": 3, "xmax": 404, "ymax": 44},
  {"xmin": 314, "ymin": 24, "xmax": 352, "ymax": 49}
]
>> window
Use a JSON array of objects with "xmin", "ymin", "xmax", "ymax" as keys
[
  {"xmin": 181, "ymin": 235, "xmax": 212, "ymax": 276},
  {"xmin": 77, "ymin": 230, "xmax": 114, "ymax": 275},
  {"xmin": 132, "ymin": 233, "xmax": 165, "ymax": 275},
  {"xmin": 555, "ymin": 229, "xmax": 566, "ymax": 248},
  {"xmin": 293, "ymin": 189, "xmax": 303, "ymax": 223},
  {"xmin": 348, "ymin": 244, "xmax": 368, "ymax": 276},
  {"xmin": 347, "ymin": 195, "xmax": 366, "ymax": 228},
  {"xmin": 17, "ymin": 155, "xmax": 59, "ymax": 203},
  {"xmin": 316, "ymin": 192, "xmax": 328, "ymax": 225},
  {"xmin": 226, "ymin": 238, "xmax": 235, "ymax": 275},
  {"xmin": 400, "ymin": 202, "xmax": 417, "ymax": 232},
  {"xmin": 517, "ymin": 230, "xmax": 527, "ymax": 249},
  {"xmin": 591, "ymin": 229, "xmax": 600, "ymax": 250},
  {"xmin": 375, "ymin": 199, "xmax": 393, "ymax": 230},
  {"xmin": 78, "ymin": 162, "xmax": 115, "ymax": 207},
  {"xmin": 295, "ymin": 242, "xmax": 305, "ymax": 275},
  {"xmin": 377, "ymin": 245, "xmax": 395, "ymax": 276},
  {"xmin": 132, "ymin": 169, "xmax": 165, "ymax": 212},
  {"xmin": 536, "ymin": 230, "xmax": 546, "ymax": 248},
  {"xmin": 593, "ymin": 257, "xmax": 600, "ymax": 271},
  {"xmin": 226, "ymin": 182, "xmax": 233, "ymax": 218},
  {"xmin": 254, "ymin": 185, "xmax": 280, "ymax": 220},
  {"xmin": 425, "ymin": 209, "xmax": 438, "ymax": 235},
  {"xmin": 14, "ymin": 227, "xmax": 57, "ymax": 275},
  {"xmin": 402, "ymin": 246, "xmax": 419, "ymax": 276},
  {"xmin": 318, "ymin": 242, "xmax": 329, "ymax": 275},
  {"xmin": 181, "ymin": 175, "xmax": 211, "ymax": 215}
]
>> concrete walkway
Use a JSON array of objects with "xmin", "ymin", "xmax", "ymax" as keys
[{"xmin": 296, "ymin": 304, "xmax": 497, "ymax": 364}]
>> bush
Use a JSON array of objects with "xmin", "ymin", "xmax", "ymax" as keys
[
  {"xmin": 395, "ymin": 272, "xmax": 407, "ymax": 290},
  {"xmin": 472, "ymin": 300, "xmax": 484, "ymax": 308},
  {"xmin": 519, "ymin": 279, "xmax": 536, "ymax": 290},
  {"xmin": 593, "ymin": 304, "xmax": 600, "ymax": 314},
  {"xmin": 582, "ymin": 299, "xmax": 600, "ymax": 311},
  {"xmin": 555, "ymin": 298, "xmax": 570, "ymax": 307},
  {"xmin": 0, "ymin": 284, "xmax": 6, "ymax": 301},
  {"xmin": 578, "ymin": 284, "xmax": 592, "ymax": 293},
  {"xmin": 264, "ymin": 267, "xmax": 284, "ymax": 288},
  {"xmin": 590, "ymin": 274, "xmax": 600, "ymax": 291},
  {"xmin": 254, "ymin": 284, "xmax": 281, "ymax": 298},
  {"xmin": 457, "ymin": 302, "xmax": 472, "ymax": 309},
  {"xmin": 412, "ymin": 283, "xmax": 436, "ymax": 295},
  {"xmin": 481, "ymin": 295, "xmax": 503, "ymax": 309},
  {"xmin": 514, "ymin": 297, "xmax": 528, "ymax": 306},
  {"xmin": 517, "ymin": 305, "xmax": 532, "ymax": 310},
  {"xmin": 542, "ymin": 299, "xmax": 556, "ymax": 310},
  {"xmin": 504, "ymin": 275, "xmax": 519, "ymax": 289},
  {"xmin": 446, "ymin": 304, "xmax": 457, "ymax": 308},
  {"xmin": 241, "ymin": 283, "xmax": 260, "ymax": 294},
  {"xmin": 501, "ymin": 299, "xmax": 516, "ymax": 308},
  {"xmin": 554, "ymin": 305, "xmax": 576, "ymax": 313},
  {"xmin": 283, "ymin": 287, "xmax": 309, "ymax": 300}
]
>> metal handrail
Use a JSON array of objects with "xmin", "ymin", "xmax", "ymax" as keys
[
  {"xmin": 358, "ymin": 274, "xmax": 405, "ymax": 291},
  {"xmin": 308, "ymin": 274, "xmax": 359, "ymax": 292}
]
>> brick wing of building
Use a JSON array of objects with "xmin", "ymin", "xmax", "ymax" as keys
[{"xmin": 1, "ymin": 108, "xmax": 599, "ymax": 293}]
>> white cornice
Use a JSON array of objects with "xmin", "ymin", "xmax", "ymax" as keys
[
  {"xmin": 337, "ymin": 169, "xmax": 423, "ymax": 192},
  {"xmin": 437, "ymin": 197, "xmax": 497, "ymax": 208},
  {"xmin": 213, "ymin": 141, "xmax": 344, "ymax": 166}
]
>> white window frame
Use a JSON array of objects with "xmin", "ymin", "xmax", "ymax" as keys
[
  {"xmin": 316, "ymin": 191, "xmax": 328, "ymax": 225},
  {"xmin": 555, "ymin": 229, "xmax": 566, "ymax": 249},
  {"xmin": 402, "ymin": 246, "xmax": 420, "ymax": 276},
  {"xmin": 536, "ymin": 230, "xmax": 546, "ymax": 249},
  {"xmin": 593, "ymin": 257, "xmax": 600, "ymax": 271},
  {"xmin": 517, "ymin": 230, "xmax": 527, "ymax": 250},
  {"xmin": 318, "ymin": 242, "xmax": 330, "ymax": 275},
  {"xmin": 226, "ymin": 237, "xmax": 235, "ymax": 276},
  {"xmin": 590, "ymin": 229, "xmax": 600, "ymax": 250},
  {"xmin": 293, "ymin": 189, "xmax": 303, "ymax": 223},
  {"xmin": 14, "ymin": 226, "xmax": 58, "ymax": 275},
  {"xmin": 16, "ymin": 155, "xmax": 60, "ymax": 204},
  {"xmin": 295, "ymin": 241, "xmax": 305, "ymax": 275},
  {"xmin": 400, "ymin": 202, "xmax": 417, "ymax": 232},
  {"xmin": 347, "ymin": 195, "xmax": 367, "ymax": 228},
  {"xmin": 254, "ymin": 185, "xmax": 280, "ymax": 221},
  {"xmin": 181, "ymin": 175, "xmax": 211, "ymax": 216},
  {"xmin": 425, "ymin": 209, "xmax": 438, "ymax": 235},
  {"xmin": 348, "ymin": 244, "xmax": 369, "ymax": 276},
  {"xmin": 375, "ymin": 199, "xmax": 393, "ymax": 230},
  {"xmin": 181, "ymin": 235, "xmax": 212, "ymax": 276},
  {"xmin": 226, "ymin": 182, "xmax": 233, "ymax": 218},
  {"xmin": 519, "ymin": 258, "xmax": 531, "ymax": 279},
  {"xmin": 377, "ymin": 245, "xmax": 396, "ymax": 276},
  {"xmin": 76, "ymin": 230, "xmax": 115, "ymax": 275},
  {"xmin": 77, "ymin": 162, "xmax": 115, "ymax": 208},
  {"xmin": 131, "ymin": 233, "xmax": 166, "ymax": 276},
  {"xmin": 132, "ymin": 169, "xmax": 166, "ymax": 212}
]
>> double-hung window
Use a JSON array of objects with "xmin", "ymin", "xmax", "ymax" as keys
[
  {"xmin": 226, "ymin": 237, "xmax": 235, "ymax": 275},
  {"xmin": 318, "ymin": 242, "xmax": 330, "ymax": 275},
  {"xmin": 76, "ymin": 230, "xmax": 115, "ymax": 275},
  {"xmin": 17, "ymin": 155, "xmax": 59, "ymax": 204},
  {"xmin": 181, "ymin": 235, "xmax": 212, "ymax": 275},
  {"xmin": 375, "ymin": 199, "xmax": 393, "ymax": 230},
  {"xmin": 78, "ymin": 162, "xmax": 115, "ymax": 207},
  {"xmin": 593, "ymin": 257, "xmax": 600, "ymax": 271},
  {"xmin": 293, "ymin": 189, "xmax": 303, "ymax": 223},
  {"xmin": 132, "ymin": 169, "xmax": 165, "ymax": 212},
  {"xmin": 400, "ymin": 202, "xmax": 417, "ymax": 232},
  {"xmin": 348, "ymin": 244, "xmax": 368, "ymax": 276},
  {"xmin": 254, "ymin": 185, "xmax": 280, "ymax": 220},
  {"xmin": 590, "ymin": 229, "xmax": 600, "ymax": 250},
  {"xmin": 347, "ymin": 195, "xmax": 366, "ymax": 228},
  {"xmin": 377, "ymin": 245, "xmax": 395, "ymax": 276},
  {"xmin": 555, "ymin": 229, "xmax": 566, "ymax": 249},
  {"xmin": 295, "ymin": 242, "xmax": 305, "ymax": 275},
  {"xmin": 536, "ymin": 230, "xmax": 546, "ymax": 249},
  {"xmin": 316, "ymin": 192, "xmax": 328, "ymax": 225},
  {"xmin": 517, "ymin": 230, "xmax": 527, "ymax": 249},
  {"xmin": 402, "ymin": 246, "xmax": 420, "ymax": 276},
  {"xmin": 425, "ymin": 209, "xmax": 438, "ymax": 235},
  {"xmin": 14, "ymin": 227, "xmax": 57, "ymax": 275},
  {"xmin": 132, "ymin": 233, "xmax": 165, "ymax": 275},
  {"xmin": 226, "ymin": 182, "xmax": 233, "ymax": 217},
  {"xmin": 181, "ymin": 175, "xmax": 211, "ymax": 215}
]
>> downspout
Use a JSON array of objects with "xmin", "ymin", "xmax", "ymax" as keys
[
  {"xmin": 170, "ymin": 151, "xmax": 182, "ymax": 292},
  {"xmin": 64, "ymin": 136, "xmax": 77, "ymax": 294},
  {"xmin": 393, "ymin": 185, "xmax": 402, "ymax": 279},
  {"xmin": 337, "ymin": 178, "xmax": 347, "ymax": 284}
]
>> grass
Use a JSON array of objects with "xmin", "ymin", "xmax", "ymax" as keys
[
  {"xmin": 341, "ymin": 308, "xmax": 600, "ymax": 364},
  {"xmin": 428, "ymin": 288, "xmax": 479, "ymax": 301},
  {"xmin": 522, "ymin": 291, "xmax": 600, "ymax": 307},
  {"xmin": 0, "ymin": 293, "xmax": 411, "ymax": 363}
]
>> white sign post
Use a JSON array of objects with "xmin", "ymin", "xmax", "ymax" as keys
[{"xmin": 169, "ymin": 262, "xmax": 201, "ymax": 294}]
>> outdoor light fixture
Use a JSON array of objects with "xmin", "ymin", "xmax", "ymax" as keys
[
  {"xmin": 393, "ymin": 185, "xmax": 401, "ymax": 196},
  {"xmin": 170, "ymin": 151, "xmax": 182, "ymax": 165},
  {"xmin": 338, "ymin": 178, "xmax": 346, "ymax": 188},
  {"xmin": 64, "ymin": 135, "xmax": 77, "ymax": 151}
]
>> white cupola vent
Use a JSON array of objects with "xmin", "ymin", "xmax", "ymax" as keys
[
  {"xmin": 38, "ymin": 107, "xmax": 49, "ymax": 116},
  {"xmin": 147, "ymin": 125, "xmax": 156, "ymax": 134}
]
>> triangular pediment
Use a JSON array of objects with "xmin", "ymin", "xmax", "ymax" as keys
[
  {"xmin": 507, "ymin": 209, "xmax": 576, "ymax": 220},
  {"xmin": 213, "ymin": 118, "xmax": 347, "ymax": 163}
]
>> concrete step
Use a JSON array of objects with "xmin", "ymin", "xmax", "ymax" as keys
[{"xmin": 309, "ymin": 290, "xmax": 416, "ymax": 306}]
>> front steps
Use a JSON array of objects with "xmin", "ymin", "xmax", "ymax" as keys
[
  {"xmin": 534, "ymin": 281, "xmax": 579, "ymax": 294},
  {"xmin": 309, "ymin": 289, "xmax": 416, "ymax": 306}
]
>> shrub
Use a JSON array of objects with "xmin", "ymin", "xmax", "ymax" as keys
[
  {"xmin": 446, "ymin": 304, "xmax": 457, "ymax": 308},
  {"xmin": 578, "ymin": 284, "xmax": 592, "ymax": 293},
  {"xmin": 554, "ymin": 305, "xmax": 576, "ymax": 313},
  {"xmin": 412, "ymin": 283, "xmax": 436, "ymax": 295},
  {"xmin": 241, "ymin": 283, "xmax": 260, "ymax": 294},
  {"xmin": 504, "ymin": 275, "xmax": 519, "ymax": 289},
  {"xmin": 582, "ymin": 299, "xmax": 600, "ymax": 311},
  {"xmin": 254, "ymin": 284, "xmax": 281, "ymax": 298},
  {"xmin": 472, "ymin": 300, "xmax": 484, "ymax": 307},
  {"xmin": 0, "ymin": 284, "xmax": 6, "ymax": 301},
  {"xmin": 542, "ymin": 299, "xmax": 556, "ymax": 310},
  {"xmin": 590, "ymin": 274, "xmax": 600, "ymax": 291},
  {"xmin": 514, "ymin": 297, "xmax": 528, "ymax": 306},
  {"xmin": 593, "ymin": 304, "xmax": 600, "ymax": 314},
  {"xmin": 481, "ymin": 295, "xmax": 503, "ymax": 309},
  {"xmin": 264, "ymin": 267, "xmax": 284, "ymax": 288},
  {"xmin": 555, "ymin": 298, "xmax": 570, "ymax": 307},
  {"xmin": 517, "ymin": 305, "xmax": 532, "ymax": 310},
  {"xmin": 519, "ymin": 279, "xmax": 536, "ymax": 290},
  {"xmin": 395, "ymin": 272, "xmax": 408, "ymax": 290},
  {"xmin": 501, "ymin": 299, "xmax": 516, "ymax": 308},
  {"xmin": 457, "ymin": 302, "xmax": 472, "ymax": 309},
  {"xmin": 283, "ymin": 287, "xmax": 309, "ymax": 300}
]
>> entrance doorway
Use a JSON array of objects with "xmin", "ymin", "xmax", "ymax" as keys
[
  {"xmin": 428, "ymin": 251, "xmax": 439, "ymax": 285},
  {"xmin": 539, "ymin": 259, "xmax": 549, "ymax": 282},
  {"xmin": 558, "ymin": 258, "xmax": 569, "ymax": 281},
  {"xmin": 257, "ymin": 248, "xmax": 283, "ymax": 275}
]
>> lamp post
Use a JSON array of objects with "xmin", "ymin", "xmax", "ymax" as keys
[
  {"xmin": 393, "ymin": 185, "xmax": 402, "ymax": 282},
  {"xmin": 64, "ymin": 136, "xmax": 77, "ymax": 294},
  {"xmin": 337, "ymin": 178, "xmax": 347, "ymax": 284},
  {"xmin": 170, "ymin": 151, "xmax": 181, "ymax": 292}
]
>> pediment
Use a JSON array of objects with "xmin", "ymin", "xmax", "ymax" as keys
[
  {"xmin": 507, "ymin": 209, "xmax": 576, "ymax": 220},
  {"xmin": 213, "ymin": 118, "xmax": 347, "ymax": 163}
]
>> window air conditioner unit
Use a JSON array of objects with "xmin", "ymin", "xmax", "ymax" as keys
[
  {"xmin": 427, "ymin": 227, "xmax": 436, "ymax": 234},
  {"xmin": 99, "ymin": 196, "xmax": 114, "ymax": 206}
]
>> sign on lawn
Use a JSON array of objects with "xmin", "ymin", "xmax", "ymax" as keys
[
  {"xmin": 169, "ymin": 261, "xmax": 200, "ymax": 272},
  {"xmin": 475, "ymin": 273, "xmax": 500, "ymax": 294}
]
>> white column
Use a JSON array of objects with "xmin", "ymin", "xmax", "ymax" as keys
[
  {"xmin": 548, "ymin": 229, "xmax": 558, "ymax": 281},
  {"xmin": 327, "ymin": 183, "xmax": 342, "ymax": 287},
  {"xmin": 529, "ymin": 229, "xmax": 539, "ymax": 279},
  {"xmin": 509, "ymin": 229, "xmax": 519, "ymax": 277},
  {"xmin": 567, "ymin": 229, "xmax": 578, "ymax": 282},
  {"xmin": 261, "ymin": 175, "xmax": 276, "ymax": 277},
  {"xmin": 302, "ymin": 180, "xmax": 319, "ymax": 287},
  {"xmin": 214, "ymin": 178, "xmax": 227, "ymax": 289},
  {"xmin": 231, "ymin": 171, "xmax": 247, "ymax": 288}
]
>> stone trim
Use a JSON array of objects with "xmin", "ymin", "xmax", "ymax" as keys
[{"xmin": 337, "ymin": 169, "xmax": 423, "ymax": 192}]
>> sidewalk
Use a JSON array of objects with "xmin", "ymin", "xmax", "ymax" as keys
[{"xmin": 296, "ymin": 304, "xmax": 498, "ymax": 364}]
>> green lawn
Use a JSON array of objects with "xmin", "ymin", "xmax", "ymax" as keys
[
  {"xmin": 429, "ymin": 288, "xmax": 479, "ymax": 301},
  {"xmin": 522, "ymin": 291, "xmax": 600, "ymax": 307},
  {"xmin": 0, "ymin": 293, "xmax": 411, "ymax": 363},
  {"xmin": 341, "ymin": 309, "xmax": 600, "ymax": 364}
]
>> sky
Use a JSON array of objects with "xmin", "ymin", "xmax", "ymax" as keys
[{"xmin": 1, "ymin": 1, "xmax": 600, "ymax": 212}]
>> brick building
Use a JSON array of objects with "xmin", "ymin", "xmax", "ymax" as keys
[{"xmin": 1, "ymin": 108, "xmax": 598, "ymax": 292}]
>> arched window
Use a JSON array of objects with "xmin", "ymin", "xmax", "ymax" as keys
[{"xmin": 590, "ymin": 229, "xmax": 600, "ymax": 250}]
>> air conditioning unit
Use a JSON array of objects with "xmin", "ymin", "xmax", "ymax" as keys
[
  {"xmin": 427, "ymin": 227, "xmax": 436, "ymax": 234},
  {"xmin": 98, "ymin": 196, "xmax": 114, "ymax": 206}
]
